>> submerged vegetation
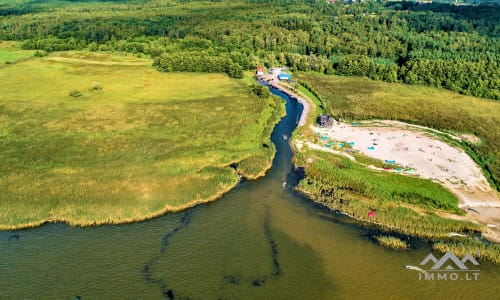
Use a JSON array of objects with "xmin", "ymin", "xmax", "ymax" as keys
[{"xmin": 0, "ymin": 51, "xmax": 283, "ymax": 229}]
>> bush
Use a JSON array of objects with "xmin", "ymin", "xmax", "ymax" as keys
[
  {"xmin": 68, "ymin": 89, "xmax": 82, "ymax": 97},
  {"xmin": 90, "ymin": 82, "xmax": 102, "ymax": 91}
]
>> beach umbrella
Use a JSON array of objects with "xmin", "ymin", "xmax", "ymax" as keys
[{"xmin": 368, "ymin": 211, "xmax": 375, "ymax": 218}]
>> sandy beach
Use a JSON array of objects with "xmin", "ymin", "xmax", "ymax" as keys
[{"xmin": 309, "ymin": 120, "xmax": 500, "ymax": 241}]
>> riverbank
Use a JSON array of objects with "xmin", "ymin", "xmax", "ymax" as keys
[
  {"xmin": 0, "ymin": 52, "xmax": 283, "ymax": 230},
  {"xmin": 289, "ymin": 74, "xmax": 500, "ymax": 262}
]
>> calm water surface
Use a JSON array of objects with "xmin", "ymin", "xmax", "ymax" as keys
[{"xmin": 0, "ymin": 89, "xmax": 498, "ymax": 299}]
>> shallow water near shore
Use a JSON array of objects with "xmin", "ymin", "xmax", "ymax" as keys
[{"xmin": 0, "ymin": 89, "xmax": 498, "ymax": 299}]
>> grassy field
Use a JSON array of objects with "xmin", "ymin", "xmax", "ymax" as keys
[
  {"xmin": 0, "ymin": 41, "xmax": 35, "ymax": 66},
  {"xmin": 295, "ymin": 73, "xmax": 500, "ymax": 190},
  {"xmin": 0, "ymin": 51, "xmax": 283, "ymax": 229}
]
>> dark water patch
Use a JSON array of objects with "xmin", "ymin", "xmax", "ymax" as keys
[
  {"xmin": 247, "ymin": 206, "xmax": 283, "ymax": 288},
  {"xmin": 263, "ymin": 207, "xmax": 281, "ymax": 277},
  {"xmin": 143, "ymin": 211, "xmax": 193, "ymax": 299},
  {"xmin": 8, "ymin": 233, "xmax": 20, "ymax": 242}
]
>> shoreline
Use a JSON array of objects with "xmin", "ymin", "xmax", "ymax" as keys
[
  {"xmin": 0, "ymin": 154, "xmax": 279, "ymax": 232},
  {"xmin": 300, "ymin": 120, "xmax": 500, "ymax": 241},
  {"xmin": 287, "ymin": 79, "xmax": 500, "ymax": 249},
  {"xmin": 0, "ymin": 177, "xmax": 241, "ymax": 231},
  {"xmin": 0, "ymin": 77, "xmax": 286, "ymax": 231}
]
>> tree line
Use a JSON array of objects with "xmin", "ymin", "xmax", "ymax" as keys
[{"xmin": 1, "ymin": 0, "xmax": 498, "ymax": 99}]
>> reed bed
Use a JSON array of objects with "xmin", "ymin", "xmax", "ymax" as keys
[
  {"xmin": 0, "ymin": 51, "xmax": 282, "ymax": 229},
  {"xmin": 433, "ymin": 240, "xmax": 500, "ymax": 264},
  {"xmin": 374, "ymin": 235, "xmax": 409, "ymax": 250},
  {"xmin": 297, "ymin": 151, "xmax": 482, "ymax": 239}
]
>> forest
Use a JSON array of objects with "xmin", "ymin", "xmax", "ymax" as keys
[{"xmin": 0, "ymin": 0, "xmax": 499, "ymax": 98}]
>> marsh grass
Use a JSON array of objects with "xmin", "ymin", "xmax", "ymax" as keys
[
  {"xmin": 295, "ymin": 73, "xmax": 500, "ymax": 189},
  {"xmin": 297, "ymin": 151, "xmax": 483, "ymax": 239},
  {"xmin": 0, "ymin": 51, "xmax": 281, "ymax": 229},
  {"xmin": 351, "ymin": 152, "xmax": 403, "ymax": 170},
  {"xmin": 374, "ymin": 235, "xmax": 409, "ymax": 250},
  {"xmin": 297, "ymin": 84, "xmax": 324, "ymax": 117},
  {"xmin": 433, "ymin": 240, "xmax": 500, "ymax": 264}
]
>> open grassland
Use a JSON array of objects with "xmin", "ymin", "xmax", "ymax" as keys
[
  {"xmin": 0, "ymin": 41, "xmax": 35, "ymax": 66},
  {"xmin": 0, "ymin": 51, "xmax": 283, "ymax": 229},
  {"xmin": 295, "ymin": 73, "xmax": 500, "ymax": 190}
]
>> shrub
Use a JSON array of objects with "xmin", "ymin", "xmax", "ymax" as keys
[{"xmin": 69, "ymin": 89, "xmax": 82, "ymax": 97}]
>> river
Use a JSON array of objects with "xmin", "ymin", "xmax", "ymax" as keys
[{"xmin": 0, "ymin": 88, "xmax": 498, "ymax": 299}]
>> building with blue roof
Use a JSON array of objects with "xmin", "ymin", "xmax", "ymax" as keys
[{"xmin": 278, "ymin": 73, "xmax": 291, "ymax": 81}]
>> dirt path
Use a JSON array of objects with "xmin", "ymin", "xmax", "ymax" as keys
[{"xmin": 265, "ymin": 67, "xmax": 310, "ymax": 127}]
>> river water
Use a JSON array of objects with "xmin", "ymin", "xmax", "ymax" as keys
[{"xmin": 0, "ymin": 89, "xmax": 498, "ymax": 299}]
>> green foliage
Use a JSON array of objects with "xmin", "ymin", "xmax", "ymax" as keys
[
  {"xmin": 68, "ymin": 89, "xmax": 82, "ymax": 97},
  {"xmin": 401, "ymin": 58, "xmax": 499, "ymax": 100},
  {"xmin": 296, "ymin": 73, "xmax": 500, "ymax": 190},
  {"xmin": 155, "ymin": 51, "xmax": 243, "ymax": 78},
  {"xmin": 374, "ymin": 235, "xmax": 409, "ymax": 250},
  {"xmin": 0, "ymin": 53, "xmax": 279, "ymax": 228},
  {"xmin": 297, "ymin": 80, "xmax": 326, "ymax": 115},
  {"xmin": 433, "ymin": 240, "xmax": 500, "ymax": 265},
  {"xmin": 336, "ymin": 55, "xmax": 372, "ymax": 77},
  {"xmin": 298, "ymin": 152, "xmax": 482, "ymax": 239},
  {"xmin": 302, "ymin": 152, "xmax": 462, "ymax": 213},
  {"xmin": 0, "ymin": 41, "xmax": 35, "ymax": 66},
  {"xmin": 0, "ymin": 0, "xmax": 497, "ymax": 98},
  {"xmin": 251, "ymin": 83, "xmax": 272, "ymax": 99}
]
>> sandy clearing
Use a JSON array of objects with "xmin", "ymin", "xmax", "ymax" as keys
[
  {"xmin": 306, "ymin": 120, "xmax": 500, "ymax": 241},
  {"xmin": 314, "ymin": 121, "xmax": 493, "ymax": 193}
]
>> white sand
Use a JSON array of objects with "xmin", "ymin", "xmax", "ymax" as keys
[
  {"xmin": 307, "ymin": 120, "xmax": 500, "ymax": 241},
  {"xmin": 315, "ymin": 121, "xmax": 492, "ymax": 191}
]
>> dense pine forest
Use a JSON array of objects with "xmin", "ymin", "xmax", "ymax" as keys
[{"xmin": 0, "ymin": 0, "xmax": 499, "ymax": 99}]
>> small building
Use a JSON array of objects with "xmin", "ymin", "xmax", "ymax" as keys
[
  {"xmin": 256, "ymin": 66, "xmax": 265, "ymax": 77},
  {"xmin": 278, "ymin": 73, "xmax": 291, "ymax": 81},
  {"xmin": 318, "ymin": 114, "xmax": 333, "ymax": 127}
]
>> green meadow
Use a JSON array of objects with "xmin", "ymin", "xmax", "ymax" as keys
[
  {"xmin": 295, "ymin": 73, "xmax": 500, "ymax": 190},
  {"xmin": 0, "ymin": 51, "xmax": 283, "ymax": 229},
  {"xmin": 0, "ymin": 41, "xmax": 35, "ymax": 66}
]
